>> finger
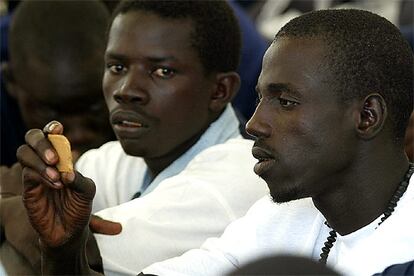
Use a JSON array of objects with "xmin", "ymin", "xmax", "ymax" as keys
[
  {"xmin": 24, "ymin": 129, "xmax": 58, "ymax": 165},
  {"xmin": 63, "ymin": 171, "xmax": 96, "ymax": 200},
  {"xmin": 22, "ymin": 167, "xmax": 63, "ymax": 192},
  {"xmin": 89, "ymin": 215, "xmax": 122, "ymax": 235},
  {"xmin": 43, "ymin": 120, "xmax": 64, "ymax": 134},
  {"xmin": 17, "ymin": 145, "xmax": 61, "ymax": 184}
]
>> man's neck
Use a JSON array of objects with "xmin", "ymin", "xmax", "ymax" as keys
[{"xmin": 312, "ymin": 150, "xmax": 409, "ymax": 236}]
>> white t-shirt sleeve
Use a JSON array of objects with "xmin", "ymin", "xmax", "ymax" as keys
[
  {"xmin": 143, "ymin": 196, "xmax": 320, "ymax": 276},
  {"xmin": 141, "ymin": 197, "xmax": 275, "ymax": 276}
]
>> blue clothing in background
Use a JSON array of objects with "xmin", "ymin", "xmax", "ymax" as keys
[
  {"xmin": 374, "ymin": 260, "xmax": 414, "ymax": 275},
  {"xmin": 229, "ymin": 0, "xmax": 268, "ymax": 122},
  {"xmin": 0, "ymin": 13, "xmax": 26, "ymax": 167}
]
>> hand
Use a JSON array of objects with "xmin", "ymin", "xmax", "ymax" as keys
[
  {"xmin": 0, "ymin": 199, "xmax": 121, "ymax": 273},
  {"xmin": 16, "ymin": 121, "xmax": 122, "ymax": 274},
  {"xmin": 17, "ymin": 120, "xmax": 95, "ymax": 247}
]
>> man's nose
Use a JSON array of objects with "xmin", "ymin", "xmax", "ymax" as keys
[
  {"xmin": 113, "ymin": 71, "xmax": 149, "ymax": 105},
  {"xmin": 245, "ymin": 107, "xmax": 272, "ymax": 139}
]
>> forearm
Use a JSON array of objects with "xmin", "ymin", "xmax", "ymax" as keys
[{"xmin": 40, "ymin": 228, "xmax": 101, "ymax": 275}]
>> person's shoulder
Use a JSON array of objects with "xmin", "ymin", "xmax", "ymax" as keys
[{"xmin": 375, "ymin": 259, "xmax": 414, "ymax": 276}]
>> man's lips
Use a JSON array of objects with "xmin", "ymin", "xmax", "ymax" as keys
[
  {"xmin": 116, "ymin": 120, "xmax": 143, "ymax": 127},
  {"xmin": 110, "ymin": 110, "xmax": 149, "ymax": 136},
  {"xmin": 251, "ymin": 146, "xmax": 276, "ymax": 176}
]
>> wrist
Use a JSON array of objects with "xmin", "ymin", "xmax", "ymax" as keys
[{"xmin": 39, "ymin": 227, "xmax": 92, "ymax": 275}]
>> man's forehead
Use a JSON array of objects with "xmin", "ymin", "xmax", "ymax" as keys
[
  {"xmin": 262, "ymin": 38, "xmax": 327, "ymax": 73},
  {"xmin": 257, "ymin": 38, "xmax": 331, "ymax": 97}
]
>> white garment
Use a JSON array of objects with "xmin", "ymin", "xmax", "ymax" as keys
[
  {"xmin": 144, "ymin": 176, "xmax": 414, "ymax": 276},
  {"xmin": 75, "ymin": 105, "xmax": 269, "ymax": 275}
]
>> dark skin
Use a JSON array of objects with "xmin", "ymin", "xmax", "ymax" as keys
[
  {"xmin": 246, "ymin": 37, "xmax": 409, "ymax": 235},
  {"xmin": 17, "ymin": 11, "xmax": 239, "ymax": 274}
]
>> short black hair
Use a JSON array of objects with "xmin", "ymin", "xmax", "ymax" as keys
[
  {"xmin": 9, "ymin": 0, "xmax": 110, "ymax": 69},
  {"xmin": 275, "ymin": 9, "xmax": 413, "ymax": 141},
  {"xmin": 111, "ymin": 0, "xmax": 242, "ymax": 74}
]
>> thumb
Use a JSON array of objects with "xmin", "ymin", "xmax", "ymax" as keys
[
  {"xmin": 61, "ymin": 171, "xmax": 96, "ymax": 201},
  {"xmin": 89, "ymin": 215, "xmax": 122, "ymax": 235}
]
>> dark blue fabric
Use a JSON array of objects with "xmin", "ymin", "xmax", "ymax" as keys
[
  {"xmin": 400, "ymin": 25, "xmax": 414, "ymax": 51},
  {"xmin": 0, "ymin": 13, "xmax": 27, "ymax": 167},
  {"xmin": 374, "ymin": 260, "xmax": 414, "ymax": 275},
  {"xmin": 229, "ymin": 0, "xmax": 268, "ymax": 122},
  {"xmin": 1, "ymin": 14, "xmax": 11, "ymax": 62}
]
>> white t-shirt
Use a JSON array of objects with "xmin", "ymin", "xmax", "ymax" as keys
[
  {"xmin": 143, "ymin": 176, "xmax": 414, "ymax": 276},
  {"xmin": 75, "ymin": 105, "xmax": 269, "ymax": 275}
]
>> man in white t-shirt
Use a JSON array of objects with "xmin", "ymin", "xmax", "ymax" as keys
[
  {"xmin": 13, "ymin": 1, "xmax": 268, "ymax": 274},
  {"xmin": 19, "ymin": 8, "xmax": 414, "ymax": 276},
  {"xmin": 142, "ymin": 8, "xmax": 414, "ymax": 276}
]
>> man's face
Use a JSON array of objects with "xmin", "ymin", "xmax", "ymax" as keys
[
  {"xmin": 9, "ymin": 54, "xmax": 113, "ymax": 161},
  {"xmin": 103, "ymin": 11, "xmax": 215, "ymax": 159},
  {"xmin": 246, "ymin": 38, "xmax": 358, "ymax": 203}
]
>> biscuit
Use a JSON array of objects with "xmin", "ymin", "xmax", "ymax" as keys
[{"xmin": 47, "ymin": 134, "xmax": 73, "ymax": 173}]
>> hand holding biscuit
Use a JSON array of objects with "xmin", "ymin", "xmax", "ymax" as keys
[{"xmin": 16, "ymin": 120, "xmax": 96, "ymax": 248}]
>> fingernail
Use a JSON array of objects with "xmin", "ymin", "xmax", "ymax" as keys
[
  {"xmin": 46, "ymin": 121, "xmax": 59, "ymax": 132},
  {"xmin": 45, "ymin": 149, "xmax": 56, "ymax": 162},
  {"xmin": 46, "ymin": 167, "xmax": 59, "ymax": 181}
]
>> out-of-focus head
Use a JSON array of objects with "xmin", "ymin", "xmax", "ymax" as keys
[
  {"xmin": 246, "ymin": 9, "xmax": 413, "ymax": 203},
  {"xmin": 103, "ymin": 0, "xmax": 241, "ymax": 166},
  {"xmin": 4, "ymin": 0, "xmax": 115, "ymax": 160}
]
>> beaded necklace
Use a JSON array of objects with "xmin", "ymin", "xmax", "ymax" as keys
[{"xmin": 318, "ymin": 163, "xmax": 414, "ymax": 264}]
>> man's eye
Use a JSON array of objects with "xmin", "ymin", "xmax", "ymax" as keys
[
  {"xmin": 152, "ymin": 67, "xmax": 175, "ymax": 79},
  {"xmin": 107, "ymin": 64, "xmax": 125, "ymax": 74},
  {"xmin": 279, "ymin": 98, "xmax": 298, "ymax": 108}
]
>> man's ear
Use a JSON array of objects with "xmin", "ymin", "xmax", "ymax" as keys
[
  {"xmin": 1, "ymin": 62, "xmax": 19, "ymax": 99},
  {"xmin": 209, "ymin": 72, "xmax": 240, "ymax": 112},
  {"xmin": 355, "ymin": 93, "xmax": 387, "ymax": 139}
]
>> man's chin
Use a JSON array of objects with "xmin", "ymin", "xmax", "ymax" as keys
[
  {"xmin": 119, "ymin": 141, "xmax": 148, "ymax": 157},
  {"xmin": 269, "ymin": 189, "xmax": 301, "ymax": 204}
]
